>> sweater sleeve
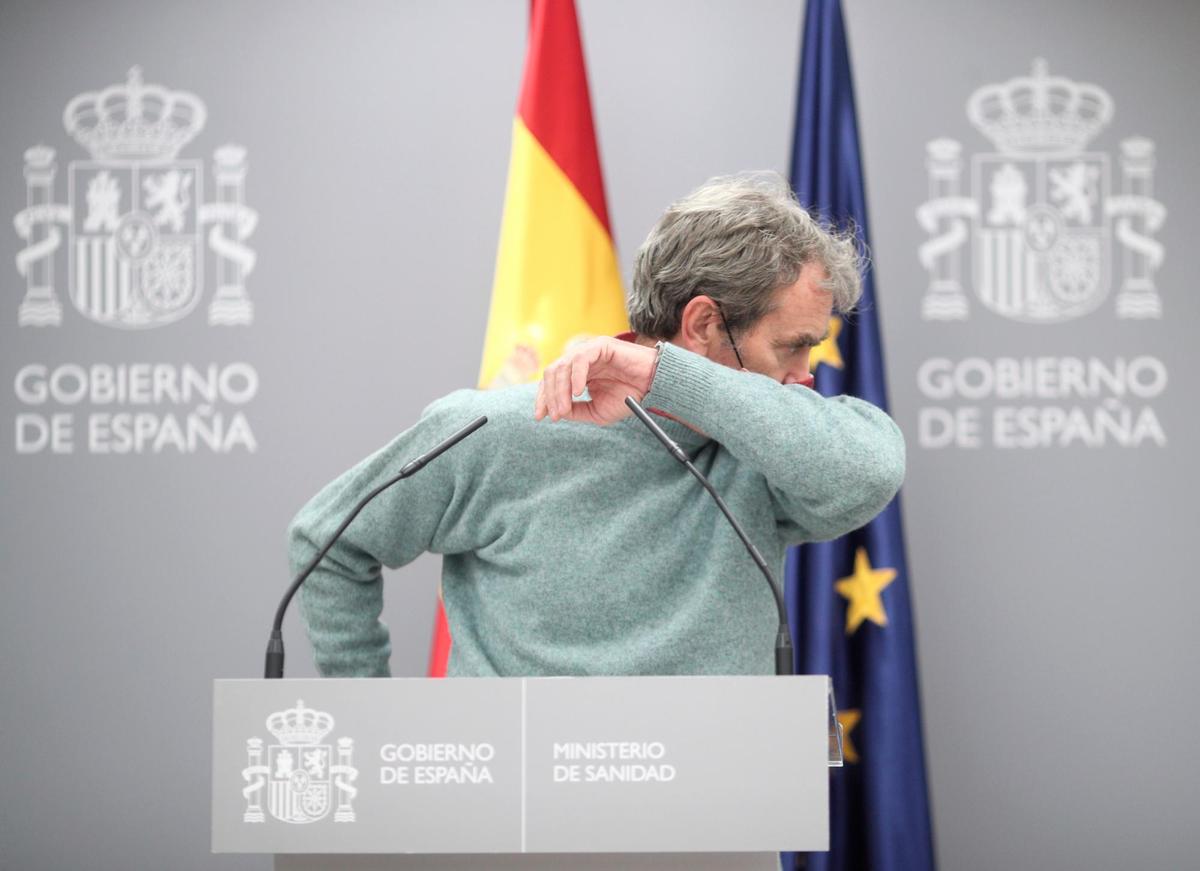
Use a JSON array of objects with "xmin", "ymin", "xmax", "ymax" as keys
[
  {"xmin": 286, "ymin": 390, "xmax": 485, "ymax": 677},
  {"xmin": 642, "ymin": 342, "xmax": 906, "ymax": 544}
]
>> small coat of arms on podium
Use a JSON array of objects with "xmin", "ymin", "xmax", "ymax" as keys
[{"xmin": 242, "ymin": 700, "xmax": 358, "ymax": 825}]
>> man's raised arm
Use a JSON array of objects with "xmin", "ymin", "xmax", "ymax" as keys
[{"xmin": 642, "ymin": 342, "xmax": 905, "ymax": 543}]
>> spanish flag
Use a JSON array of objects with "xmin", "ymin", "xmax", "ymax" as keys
[{"xmin": 427, "ymin": 0, "xmax": 628, "ymax": 676}]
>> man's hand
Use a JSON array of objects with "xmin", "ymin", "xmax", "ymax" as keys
[{"xmin": 534, "ymin": 337, "xmax": 658, "ymax": 426}]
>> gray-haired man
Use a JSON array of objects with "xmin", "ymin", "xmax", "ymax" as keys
[{"xmin": 289, "ymin": 172, "xmax": 904, "ymax": 677}]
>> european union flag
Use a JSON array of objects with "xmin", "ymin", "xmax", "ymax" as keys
[{"xmin": 784, "ymin": 1, "xmax": 936, "ymax": 869}]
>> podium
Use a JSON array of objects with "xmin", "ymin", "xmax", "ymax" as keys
[{"xmin": 212, "ymin": 676, "xmax": 842, "ymax": 870}]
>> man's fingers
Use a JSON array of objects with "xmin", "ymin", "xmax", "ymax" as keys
[
  {"xmin": 560, "ymin": 361, "xmax": 575, "ymax": 420},
  {"xmin": 534, "ymin": 338, "xmax": 655, "ymax": 426},
  {"xmin": 570, "ymin": 354, "xmax": 590, "ymax": 401},
  {"xmin": 565, "ymin": 344, "xmax": 604, "ymax": 415},
  {"xmin": 534, "ymin": 377, "xmax": 546, "ymax": 420},
  {"xmin": 538, "ymin": 340, "xmax": 614, "ymax": 422},
  {"xmin": 550, "ymin": 362, "xmax": 568, "ymax": 421},
  {"xmin": 543, "ymin": 363, "xmax": 557, "ymax": 421}
]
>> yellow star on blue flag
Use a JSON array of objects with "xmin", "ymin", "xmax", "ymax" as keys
[{"xmin": 835, "ymin": 546, "xmax": 896, "ymax": 634}]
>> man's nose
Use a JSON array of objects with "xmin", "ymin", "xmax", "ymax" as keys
[{"xmin": 784, "ymin": 370, "xmax": 816, "ymax": 389}]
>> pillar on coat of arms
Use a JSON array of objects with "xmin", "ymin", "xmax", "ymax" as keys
[
  {"xmin": 1115, "ymin": 137, "xmax": 1160, "ymax": 318},
  {"xmin": 243, "ymin": 737, "xmax": 267, "ymax": 823},
  {"xmin": 18, "ymin": 147, "xmax": 64, "ymax": 326},
  {"xmin": 334, "ymin": 737, "xmax": 356, "ymax": 823},
  {"xmin": 922, "ymin": 138, "xmax": 970, "ymax": 320},
  {"xmin": 207, "ymin": 145, "xmax": 254, "ymax": 325}
]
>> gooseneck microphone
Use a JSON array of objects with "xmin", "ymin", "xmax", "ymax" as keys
[
  {"xmin": 624, "ymin": 396, "xmax": 794, "ymax": 676},
  {"xmin": 264, "ymin": 415, "xmax": 488, "ymax": 678}
]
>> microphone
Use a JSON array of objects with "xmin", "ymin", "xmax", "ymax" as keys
[
  {"xmin": 265, "ymin": 415, "xmax": 488, "ymax": 678},
  {"xmin": 623, "ymin": 396, "xmax": 794, "ymax": 676}
]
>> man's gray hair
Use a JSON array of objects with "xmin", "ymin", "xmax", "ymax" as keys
[{"xmin": 628, "ymin": 172, "xmax": 864, "ymax": 338}]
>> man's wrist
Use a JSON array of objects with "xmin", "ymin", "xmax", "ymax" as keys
[
  {"xmin": 649, "ymin": 340, "xmax": 666, "ymax": 387},
  {"xmin": 642, "ymin": 342, "xmax": 716, "ymax": 427}
]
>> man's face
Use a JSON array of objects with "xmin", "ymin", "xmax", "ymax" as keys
[{"xmin": 676, "ymin": 261, "xmax": 834, "ymax": 388}]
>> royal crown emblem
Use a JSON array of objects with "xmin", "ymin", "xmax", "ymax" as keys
[
  {"xmin": 13, "ymin": 67, "xmax": 257, "ymax": 329},
  {"xmin": 241, "ymin": 700, "xmax": 358, "ymax": 825},
  {"xmin": 917, "ymin": 59, "xmax": 1166, "ymax": 323}
]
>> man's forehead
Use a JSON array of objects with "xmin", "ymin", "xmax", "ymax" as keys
[{"xmin": 770, "ymin": 285, "xmax": 832, "ymax": 327}]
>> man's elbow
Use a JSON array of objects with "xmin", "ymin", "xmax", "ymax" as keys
[
  {"xmin": 813, "ymin": 421, "xmax": 906, "ymax": 541},
  {"xmin": 835, "ymin": 399, "xmax": 907, "ymax": 521},
  {"xmin": 871, "ymin": 419, "xmax": 907, "ymax": 508}
]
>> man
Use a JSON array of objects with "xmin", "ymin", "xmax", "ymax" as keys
[{"xmin": 289, "ymin": 173, "xmax": 904, "ymax": 678}]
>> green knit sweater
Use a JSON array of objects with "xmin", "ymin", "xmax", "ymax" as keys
[{"xmin": 288, "ymin": 342, "xmax": 905, "ymax": 677}]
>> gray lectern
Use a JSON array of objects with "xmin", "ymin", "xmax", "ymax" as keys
[{"xmin": 212, "ymin": 676, "xmax": 842, "ymax": 870}]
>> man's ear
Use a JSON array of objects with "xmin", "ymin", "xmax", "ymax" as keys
[{"xmin": 675, "ymin": 295, "xmax": 722, "ymax": 355}]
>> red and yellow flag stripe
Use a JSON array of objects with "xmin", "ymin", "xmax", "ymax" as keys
[{"xmin": 428, "ymin": 0, "xmax": 627, "ymax": 675}]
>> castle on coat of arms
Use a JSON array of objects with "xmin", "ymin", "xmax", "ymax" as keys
[
  {"xmin": 13, "ymin": 67, "xmax": 257, "ymax": 329},
  {"xmin": 917, "ymin": 59, "xmax": 1166, "ymax": 324}
]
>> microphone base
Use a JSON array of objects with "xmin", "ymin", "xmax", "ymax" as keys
[
  {"xmin": 264, "ymin": 632, "xmax": 285, "ymax": 679},
  {"xmin": 775, "ymin": 628, "xmax": 794, "ymax": 676}
]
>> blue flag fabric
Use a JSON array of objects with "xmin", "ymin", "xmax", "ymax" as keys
[{"xmin": 784, "ymin": 2, "xmax": 936, "ymax": 870}]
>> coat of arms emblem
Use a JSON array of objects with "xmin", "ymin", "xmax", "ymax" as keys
[
  {"xmin": 242, "ymin": 700, "xmax": 358, "ymax": 825},
  {"xmin": 917, "ymin": 60, "xmax": 1166, "ymax": 323},
  {"xmin": 13, "ymin": 67, "xmax": 257, "ymax": 329}
]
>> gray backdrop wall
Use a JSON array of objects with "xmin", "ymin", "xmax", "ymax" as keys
[{"xmin": 2, "ymin": 1, "xmax": 1197, "ymax": 869}]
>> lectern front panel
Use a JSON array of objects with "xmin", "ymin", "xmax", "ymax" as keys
[{"xmin": 212, "ymin": 676, "xmax": 828, "ymax": 854}]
